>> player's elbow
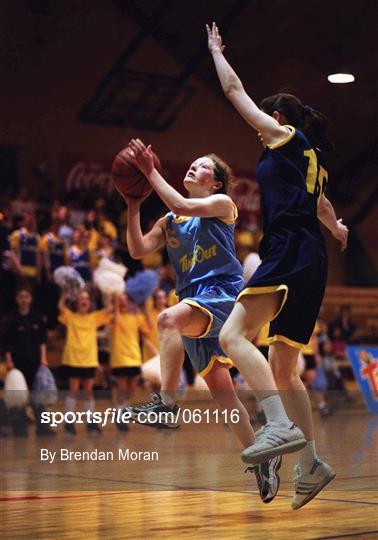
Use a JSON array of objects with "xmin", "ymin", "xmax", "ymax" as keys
[
  {"xmin": 171, "ymin": 201, "xmax": 189, "ymax": 216},
  {"xmin": 316, "ymin": 197, "xmax": 328, "ymax": 218},
  {"xmin": 126, "ymin": 243, "xmax": 143, "ymax": 259},
  {"xmin": 128, "ymin": 248, "xmax": 144, "ymax": 260},
  {"xmin": 224, "ymin": 79, "xmax": 243, "ymax": 99}
]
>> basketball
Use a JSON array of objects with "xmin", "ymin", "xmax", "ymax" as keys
[{"xmin": 112, "ymin": 146, "xmax": 162, "ymax": 199}]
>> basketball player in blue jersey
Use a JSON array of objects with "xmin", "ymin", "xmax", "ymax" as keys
[
  {"xmin": 118, "ymin": 142, "xmax": 303, "ymax": 503},
  {"xmin": 207, "ymin": 22, "xmax": 349, "ymax": 509},
  {"xmin": 68, "ymin": 227, "xmax": 94, "ymax": 284}
]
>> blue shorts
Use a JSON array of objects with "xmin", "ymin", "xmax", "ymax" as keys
[{"xmin": 178, "ymin": 276, "xmax": 243, "ymax": 377}]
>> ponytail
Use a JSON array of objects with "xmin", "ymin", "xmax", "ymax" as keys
[
  {"xmin": 303, "ymin": 106, "xmax": 334, "ymax": 152},
  {"xmin": 260, "ymin": 93, "xmax": 334, "ymax": 152}
]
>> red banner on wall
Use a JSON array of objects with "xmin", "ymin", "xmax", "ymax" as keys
[
  {"xmin": 60, "ymin": 154, "xmax": 261, "ymax": 228},
  {"xmin": 61, "ymin": 153, "xmax": 113, "ymax": 194}
]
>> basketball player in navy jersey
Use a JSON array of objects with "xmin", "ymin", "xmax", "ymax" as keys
[
  {"xmin": 118, "ymin": 144, "xmax": 305, "ymax": 503},
  {"xmin": 207, "ymin": 22, "xmax": 348, "ymax": 509}
]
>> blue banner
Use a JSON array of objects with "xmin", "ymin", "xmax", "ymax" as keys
[{"xmin": 347, "ymin": 346, "xmax": 378, "ymax": 414}]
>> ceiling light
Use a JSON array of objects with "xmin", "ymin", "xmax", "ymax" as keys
[{"xmin": 327, "ymin": 73, "xmax": 355, "ymax": 84}]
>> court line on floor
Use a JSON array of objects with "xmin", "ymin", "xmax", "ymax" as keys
[
  {"xmin": 0, "ymin": 491, "xmax": 139, "ymax": 502},
  {"xmin": 3, "ymin": 468, "xmax": 378, "ymax": 507},
  {"xmin": 309, "ymin": 530, "xmax": 378, "ymax": 539}
]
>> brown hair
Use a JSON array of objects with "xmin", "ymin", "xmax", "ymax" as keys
[
  {"xmin": 206, "ymin": 154, "xmax": 234, "ymax": 194},
  {"xmin": 152, "ymin": 288, "xmax": 168, "ymax": 309},
  {"xmin": 15, "ymin": 284, "xmax": 33, "ymax": 297},
  {"xmin": 259, "ymin": 93, "xmax": 334, "ymax": 152}
]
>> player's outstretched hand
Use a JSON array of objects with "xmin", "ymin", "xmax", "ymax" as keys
[
  {"xmin": 335, "ymin": 219, "xmax": 349, "ymax": 251},
  {"xmin": 206, "ymin": 21, "xmax": 225, "ymax": 54},
  {"xmin": 128, "ymin": 138, "xmax": 155, "ymax": 178}
]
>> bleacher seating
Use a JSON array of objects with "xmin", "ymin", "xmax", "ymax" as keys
[{"xmin": 322, "ymin": 286, "xmax": 378, "ymax": 339}]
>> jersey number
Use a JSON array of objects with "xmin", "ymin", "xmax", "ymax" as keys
[
  {"xmin": 304, "ymin": 149, "xmax": 328, "ymax": 203},
  {"xmin": 166, "ymin": 229, "xmax": 181, "ymax": 249}
]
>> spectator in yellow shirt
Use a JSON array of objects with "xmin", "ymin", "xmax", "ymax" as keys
[
  {"xmin": 110, "ymin": 294, "xmax": 157, "ymax": 431},
  {"xmin": 58, "ymin": 289, "xmax": 112, "ymax": 434}
]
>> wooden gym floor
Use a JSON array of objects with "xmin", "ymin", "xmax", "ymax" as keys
[{"xmin": 1, "ymin": 401, "xmax": 377, "ymax": 540}]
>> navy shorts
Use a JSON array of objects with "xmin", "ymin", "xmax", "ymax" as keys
[
  {"xmin": 64, "ymin": 366, "xmax": 97, "ymax": 379},
  {"xmin": 239, "ymin": 237, "xmax": 327, "ymax": 348},
  {"xmin": 179, "ymin": 276, "xmax": 243, "ymax": 377},
  {"xmin": 112, "ymin": 366, "xmax": 142, "ymax": 377}
]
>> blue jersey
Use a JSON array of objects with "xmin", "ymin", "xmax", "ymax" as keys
[
  {"xmin": 43, "ymin": 233, "xmax": 66, "ymax": 270},
  {"xmin": 165, "ymin": 205, "xmax": 243, "ymax": 293},
  {"xmin": 19, "ymin": 229, "xmax": 39, "ymax": 268},
  {"xmin": 257, "ymin": 125, "xmax": 328, "ymax": 258}
]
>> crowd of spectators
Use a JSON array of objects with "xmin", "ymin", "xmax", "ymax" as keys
[{"xmin": 0, "ymin": 186, "xmax": 362, "ymax": 436}]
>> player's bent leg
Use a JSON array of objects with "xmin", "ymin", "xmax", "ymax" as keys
[
  {"xmin": 269, "ymin": 341, "xmax": 335, "ymax": 508},
  {"xmin": 219, "ymin": 293, "xmax": 283, "ymax": 402},
  {"xmin": 220, "ymin": 294, "xmax": 306, "ymax": 465},
  {"xmin": 158, "ymin": 302, "xmax": 209, "ymax": 402},
  {"xmin": 204, "ymin": 361, "xmax": 254, "ymax": 448},
  {"xmin": 131, "ymin": 302, "xmax": 210, "ymax": 428},
  {"xmin": 269, "ymin": 341, "xmax": 315, "ymax": 441},
  {"xmin": 204, "ymin": 361, "xmax": 281, "ymax": 504}
]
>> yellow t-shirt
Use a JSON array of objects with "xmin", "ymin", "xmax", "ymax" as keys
[
  {"xmin": 143, "ymin": 303, "xmax": 163, "ymax": 361},
  {"xmin": 110, "ymin": 312, "xmax": 149, "ymax": 368},
  {"xmin": 100, "ymin": 219, "xmax": 118, "ymax": 240},
  {"xmin": 59, "ymin": 308, "xmax": 111, "ymax": 367},
  {"xmin": 168, "ymin": 289, "xmax": 179, "ymax": 306},
  {"xmin": 87, "ymin": 228, "xmax": 100, "ymax": 251},
  {"xmin": 141, "ymin": 250, "xmax": 162, "ymax": 269}
]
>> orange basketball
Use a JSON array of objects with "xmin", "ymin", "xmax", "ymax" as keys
[{"xmin": 112, "ymin": 146, "xmax": 162, "ymax": 199}]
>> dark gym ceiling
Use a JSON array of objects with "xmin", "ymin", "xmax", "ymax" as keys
[{"xmin": 78, "ymin": 0, "xmax": 378, "ymax": 174}]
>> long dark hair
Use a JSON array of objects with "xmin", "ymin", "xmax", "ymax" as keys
[
  {"xmin": 260, "ymin": 93, "xmax": 334, "ymax": 152},
  {"xmin": 206, "ymin": 153, "xmax": 234, "ymax": 194}
]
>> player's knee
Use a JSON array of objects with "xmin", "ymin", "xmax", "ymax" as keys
[
  {"xmin": 157, "ymin": 310, "xmax": 178, "ymax": 332},
  {"xmin": 219, "ymin": 324, "xmax": 237, "ymax": 354},
  {"xmin": 270, "ymin": 360, "xmax": 296, "ymax": 383}
]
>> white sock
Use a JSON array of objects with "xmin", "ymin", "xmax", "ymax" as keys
[
  {"xmin": 298, "ymin": 440, "xmax": 318, "ymax": 474},
  {"xmin": 160, "ymin": 391, "xmax": 176, "ymax": 406},
  {"xmin": 260, "ymin": 395, "xmax": 291, "ymax": 425},
  {"xmin": 65, "ymin": 396, "xmax": 76, "ymax": 412},
  {"xmin": 83, "ymin": 399, "xmax": 95, "ymax": 412}
]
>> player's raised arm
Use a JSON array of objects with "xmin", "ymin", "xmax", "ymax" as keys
[
  {"xmin": 128, "ymin": 139, "xmax": 234, "ymax": 221},
  {"xmin": 206, "ymin": 22, "xmax": 287, "ymax": 145},
  {"xmin": 121, "ymin": 194, "xmax": 166, "ymax": 259}
]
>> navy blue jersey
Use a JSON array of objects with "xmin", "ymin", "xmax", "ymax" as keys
[
  {"xmin": 69, "ymin": 246, "xmax": 92, "ymax": 282},
  {"xmin": 257, "ymin": 125, "xmax": 328, "ymax": 258},
  {"xmin": 41, "ymin": 233, "xmax": 66, "ymax": 270},
  {"xmin": 239, "ymin": 125, "xmax": 330, "ymax": 347}
]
